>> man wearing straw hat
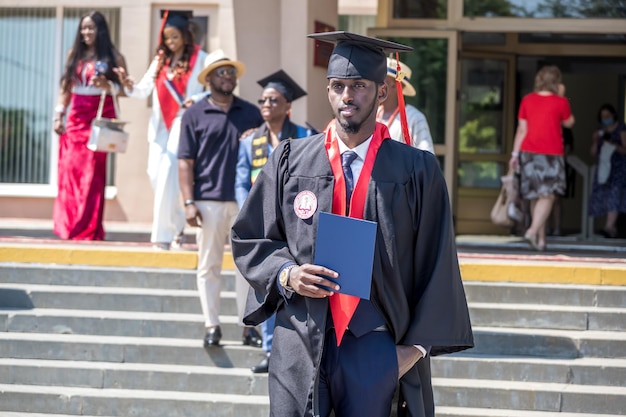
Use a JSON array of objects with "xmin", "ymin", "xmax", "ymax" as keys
[
  {"xmin": 178, "ymin": 50, "xmax": 263, "ymax": 348},
  {"xmin": 377, "ymin": 57, "xmax": 434, "ymax": 154}
]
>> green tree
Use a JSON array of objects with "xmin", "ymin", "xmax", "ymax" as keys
[
  {"xmin": 393, "ymin": 0, "xmax": 447, "ymax": 18},
  {"xmin": 575, "ymin": 0, "xmax": 626, "ymax": 17},
  {"xmin": 536, "ymin": 0, "xmax": 575, "ymax": 17},
  {"xmin": 464, "ymin": 0, "xmax": 514, "ymax": 17}
]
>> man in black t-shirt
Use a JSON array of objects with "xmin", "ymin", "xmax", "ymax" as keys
[{"xmin": 178, "ymin": 49, "xmax": 263, "ymax": 348}]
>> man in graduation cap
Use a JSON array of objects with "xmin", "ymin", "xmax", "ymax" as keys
[
  {"xmin": 231, "ymin": 32, "xmax": 473, "ymax": 417},
  {"xmin": 235, "ymin": 69, "xmax": 314, "ymax": 373}
]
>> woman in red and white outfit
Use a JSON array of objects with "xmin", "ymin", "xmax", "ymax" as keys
[
  {"xmin": 116, "ymin": 11, "xmax": 208, "ymax": 250},
  {"xmin": 53, "ymin": 11, "xmax": 126, "ymax": 240}
]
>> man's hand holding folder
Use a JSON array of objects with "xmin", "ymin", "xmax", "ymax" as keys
[{"xmin": 286, "ymin": 264, "xmax": 340, "ymax": 298}]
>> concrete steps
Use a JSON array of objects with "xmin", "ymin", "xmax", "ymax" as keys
[
  {"xmin": 470, "ymin": 302, "xmax": 626, "ymax": 331},
  {"xmin": 472, "ymin": 326, "xmax": 626, "ymax": 358},
  {"xmin": 0, "ymin": 384, "xmax": 269, "ymax": 417},
  {"xmin": 434, "ymin": 377, "xmax": 626, "ymax": 415},
  {"xmin": 463, "ymin": 281, "xmax": 626, "ymax": 308},
  {"xmin": 0, "ymin": 358, "xmax": 268, "ymax": 395},
  {"xmin": 0, "ymin": 283, "xmax": 233, "ymax": 315},
  {"xmin": 431, "ymin": 355, "xmax": 626, "ymax": 387},
  {"xmin": 1, "ymin": 262, "xmax": 625, "ymax": 416},
  {"xmin": 436, "ymin": 407, "xmax": 625, "ymax": 417},
  {"xmin": 0, "ymin": 263, "xmax": 200, "ymax": 289},
  {"xmin": 4, "ymin": 282, "xmax": 625, "ymax": 330},
  {"xmin": 2, "ymin": 411, "xmax": 114, "ymax": 417},
  {"xmin": 0, "ymin": 332, "xmax": 266, "ymax": 368}
]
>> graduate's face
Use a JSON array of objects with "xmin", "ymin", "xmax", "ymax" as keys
[
  {"xmin": 207, "ymin": 65, "xmax": 238, "ymax": 96},
  {"xmin": 163, "ymin": 26, "xmax": 184, "ymax": 55},
  {"xmin": 327, "ymin": 78, "xmax": 386, "ymax": 134},
  {"xmin": 259, "ymin": 88, "xmax": 291, "ymax": 123}
]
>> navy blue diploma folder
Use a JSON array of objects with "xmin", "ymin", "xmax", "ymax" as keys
[{"xmin": 313, "ymin": 211, "xmax": 377, "ymax": 300}]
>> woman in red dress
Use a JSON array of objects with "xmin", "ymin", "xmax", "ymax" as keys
[{"xmin": 52, "ymin": 11, "xmax": 127, "ymax": 240}]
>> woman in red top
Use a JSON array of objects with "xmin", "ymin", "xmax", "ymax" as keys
[{"xmin": 509, "ymin": 66, "xmax": 575, "ymax": 250}]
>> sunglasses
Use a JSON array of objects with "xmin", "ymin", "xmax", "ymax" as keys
[
  {"xmin": 215, "ymin": 67, "xmax": 237, "ymax": 77},
  {"xmin": 258, "ymin": 97, "xmax": 280, "ymax": 105}
]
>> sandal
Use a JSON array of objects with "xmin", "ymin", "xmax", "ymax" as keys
[
  {"xmin": 171, "ymin": 231, "xmax": 185, "ymax": 249},
  {"xmin": 524, "ymin": 232, "xmax": 540, "ymax": 251},
  {"xmin": 601, "ymin": 228, "xmax": 618, "ymax": 239}
]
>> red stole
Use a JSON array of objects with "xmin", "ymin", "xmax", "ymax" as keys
[
  {"xmin": 324, "ymin": 121, "xmax": 390, "ymax": 345},
  {"xmin": 156, "ymin": 44, "xmax": 201, "ymax": 130}
]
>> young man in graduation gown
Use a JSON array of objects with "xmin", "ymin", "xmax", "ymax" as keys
[{"xmin": 231, "ymin": 32, "xmax": 473, "ymax": 417}]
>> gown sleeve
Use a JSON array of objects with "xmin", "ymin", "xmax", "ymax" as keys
[
  {"xmin": 125, "ymin": 57, "xmax": 159, "ymax": 99},
  {"xmin": 231, "ymin": 140, "xmax": 295, "ymax": 325},
  {"xmin": 404, "ymin": 152, "xmax": 473, "ymax": 355}
]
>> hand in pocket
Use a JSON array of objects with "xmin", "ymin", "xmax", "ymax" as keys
[{"xmin": 396, "ymin": 345, "xmax": 423, "ymax": 380}]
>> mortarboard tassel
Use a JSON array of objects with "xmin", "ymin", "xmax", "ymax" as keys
[
  {"xmin": 395, "ymin": 52, "xmax": 411, "ymax": 146},
  {"xmin": 159, "ymin": 10, "xmax": 169, "ymax": 41}
]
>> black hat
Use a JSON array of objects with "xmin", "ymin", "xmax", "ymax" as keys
[
  {"xmin": 307, "ymin": 31, "xmax": 412, "ymax": 83},
  {"xmin": 257, "ymin": 70, "xmax": 307, "ymax": 102},
  {"xmin": 160, "ymin": 10, "xmax": 192, "ymax": 31}
]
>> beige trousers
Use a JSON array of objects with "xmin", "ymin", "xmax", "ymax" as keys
[{"xmin": 195, "ymin": 200, "xmax": 239, "ymax": 327}]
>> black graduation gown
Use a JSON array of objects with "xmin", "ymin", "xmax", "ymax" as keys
[{"xmin": 231, "ymin": 133, "xmax": 473, "ymax": 417}]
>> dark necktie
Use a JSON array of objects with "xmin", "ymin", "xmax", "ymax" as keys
[{"xmin": 341, "ymin": 151, "xmax": 358, "ymax": 214}]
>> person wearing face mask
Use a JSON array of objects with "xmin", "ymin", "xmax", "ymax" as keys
[
  {"xmin": 114, "ymin": 10, "xmax": 208, "ymax": 250},
  {"xmin": 589, "ymin": 103, "xmax": 626, "ymax": 238}
]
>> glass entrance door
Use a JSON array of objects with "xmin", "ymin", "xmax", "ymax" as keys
[{"xmin": 456, "ymin": 53, "xmax": 516, "ymax": 234}]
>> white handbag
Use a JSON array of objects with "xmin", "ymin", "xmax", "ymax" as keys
[
  {"xmin": 597, "ymin": 141, "xmax": 616, "ymax": 185},
  {"xmin": 87, "ymin": 84, "xmax": 129, "ymax": 153}
]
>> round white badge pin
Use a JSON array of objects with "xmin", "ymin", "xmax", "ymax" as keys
[{"xmin": 294, "ymin": 190, "xmax": 317, "ymax": 220}]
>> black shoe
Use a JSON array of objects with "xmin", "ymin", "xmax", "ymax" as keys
[
  {"xmin": 203, "ymin": 326, "xmax": 222, "ymax": 347},
  {"xmin": 601, "ymin": 228, "xmax": 618, "ymax": 238},
  {"xmin": 242, "ymin": 327, "xmax": 263, "ymax": 348},
  {"xmin": 251, "ymin": 354, "xmax": 270, "ymax": 373}
]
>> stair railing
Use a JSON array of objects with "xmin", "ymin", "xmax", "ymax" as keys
[{"xmin": 565, "ymin": 154, "xmax": 592, "ymax": 239}]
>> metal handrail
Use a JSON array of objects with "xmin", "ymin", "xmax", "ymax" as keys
[{"xmin": 565, "ymin": 155, "xmax": 592, "ymax": 239}]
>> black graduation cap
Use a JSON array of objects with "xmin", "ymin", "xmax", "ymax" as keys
[
  {"xmin": 307, "ymin": 31, "xmax": 413, "ymax": 83},
  {"xmin": 257, "ymin": 70, "xmax": 307, "ymax": 102},
  {"xmin": 159, "ymin": 10, "xmax": 193, "ymax": 31}
]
